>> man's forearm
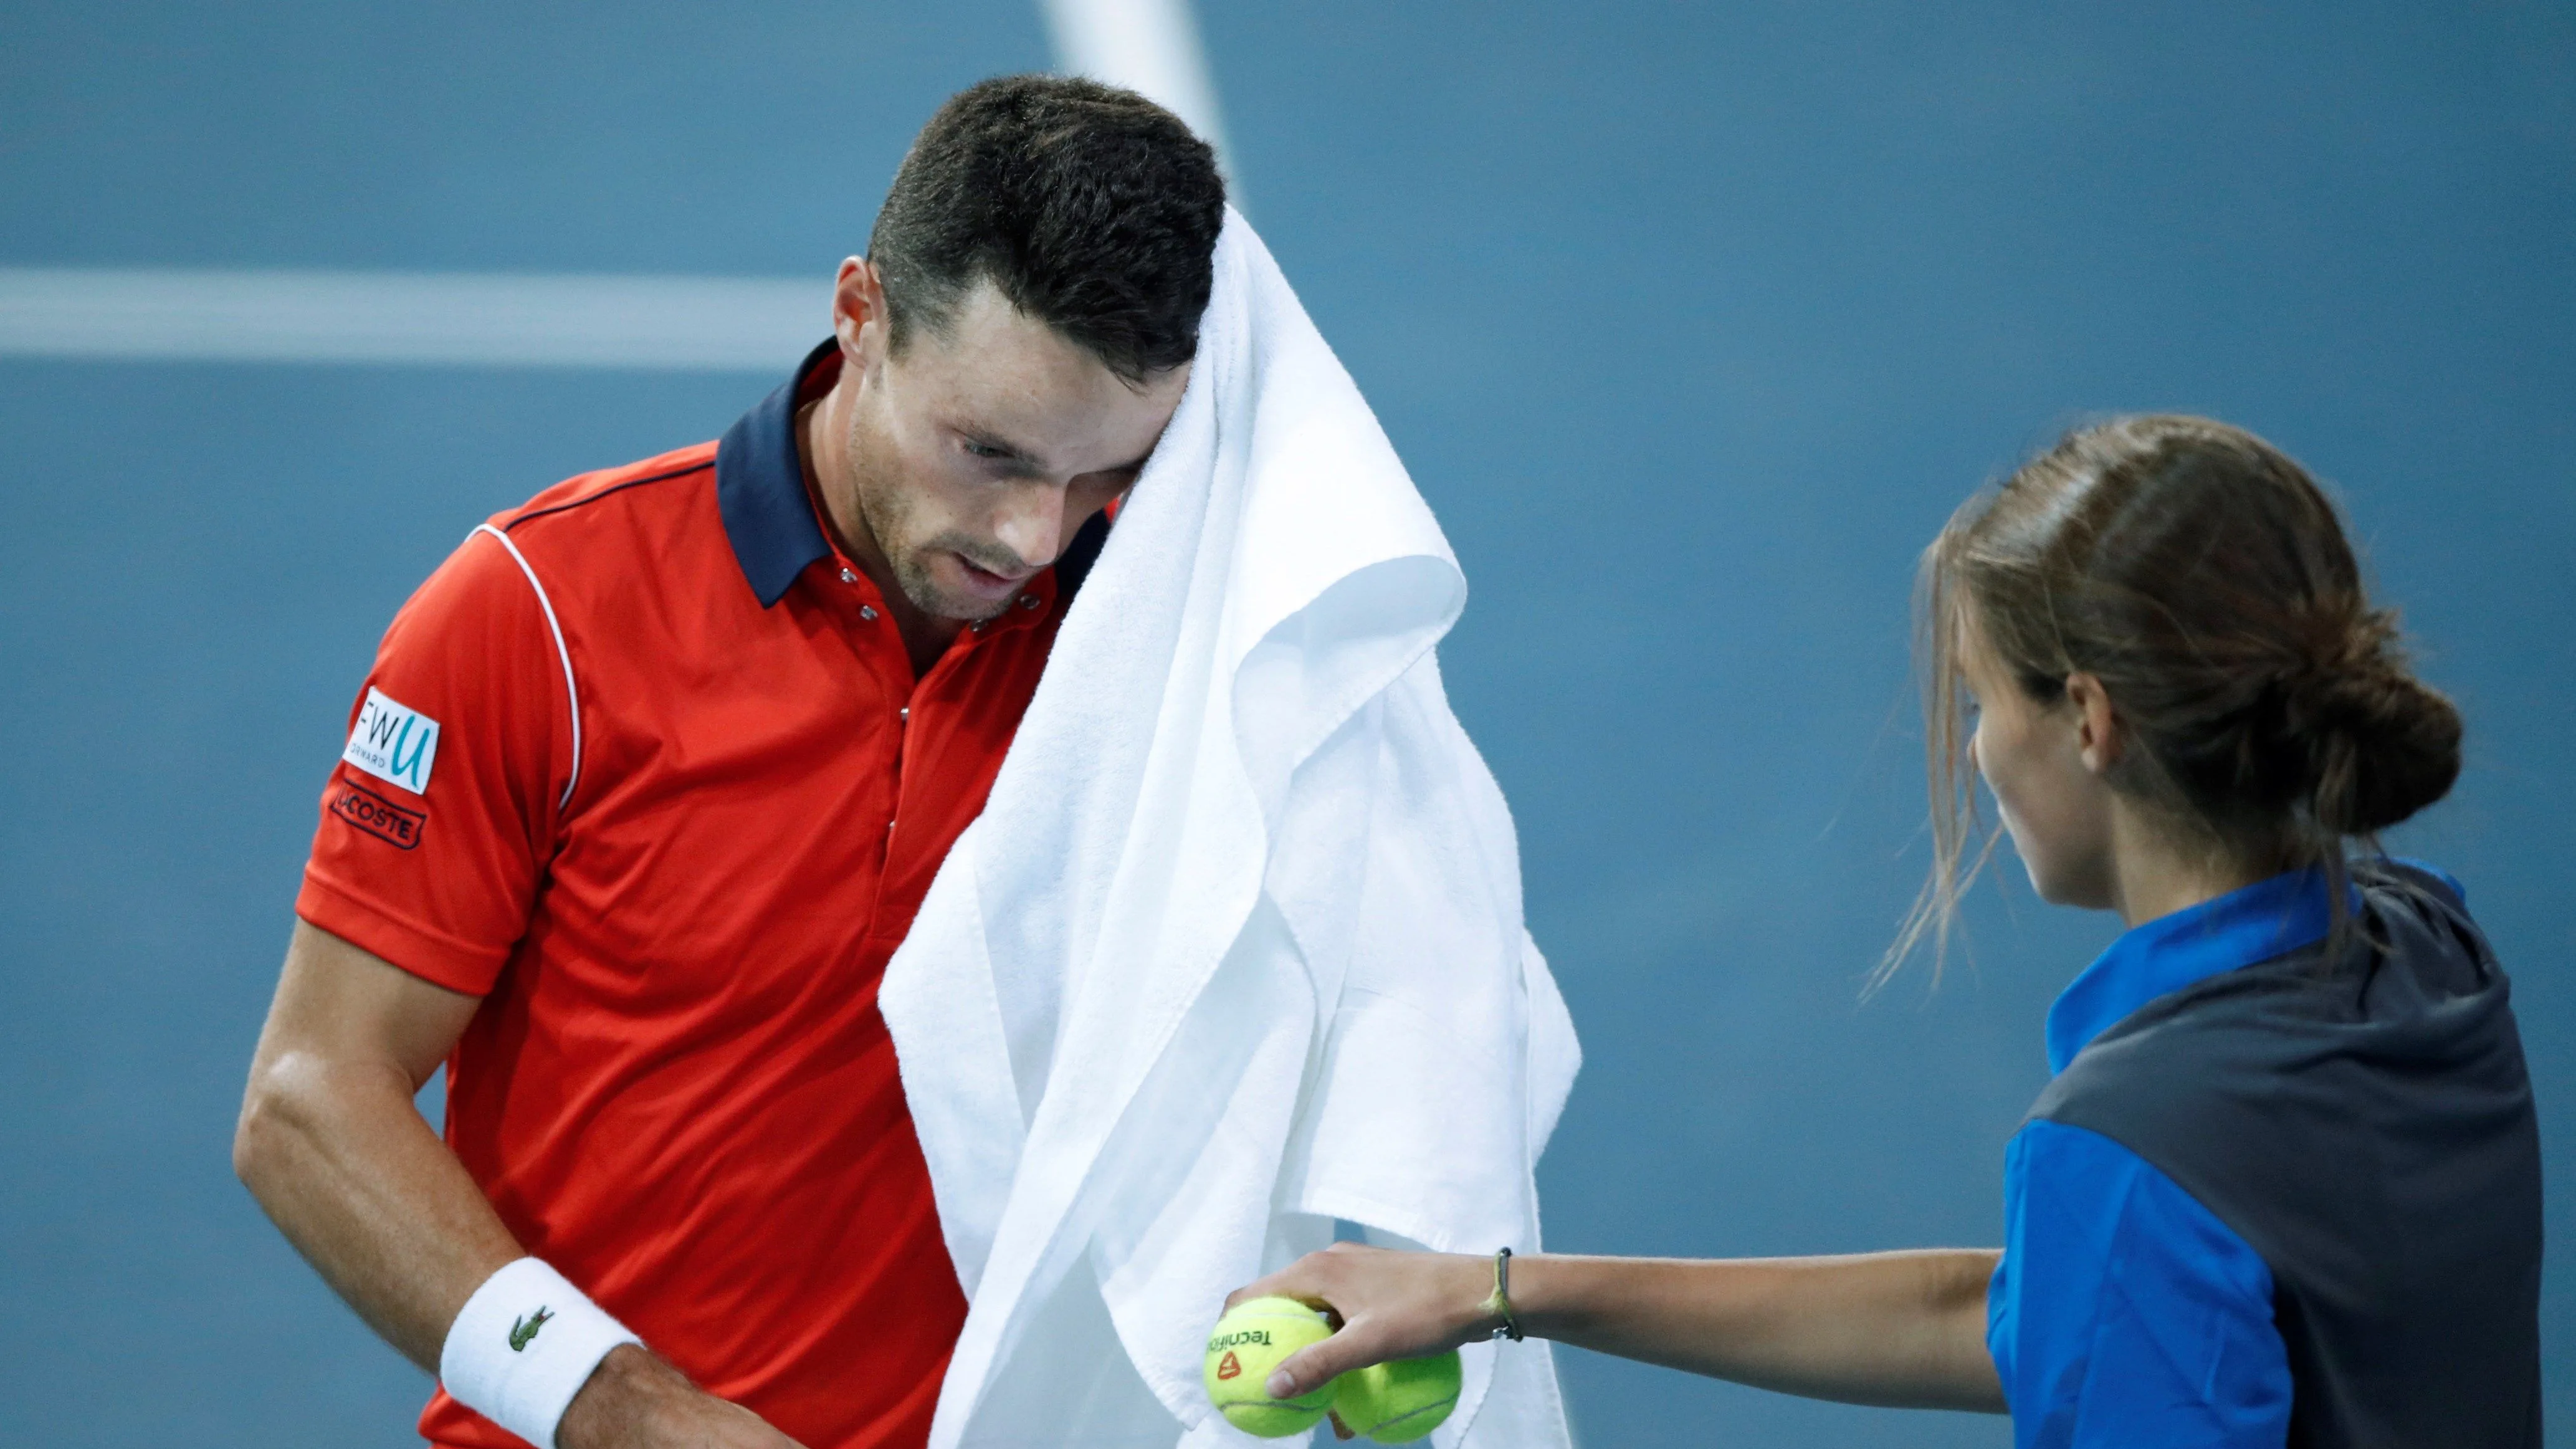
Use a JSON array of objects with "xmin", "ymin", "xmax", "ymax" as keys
[
  {"xmin": 1515, "ymin": 1250, "xmax": 2005, "ymax": 1411},
  {"xmin": 236, "ymin": 1043, "xmax": 797, "ymax": 1448},
  {"xmin": 234, "ymin": 1043, "xmax": 523, "ymax": 1370},
  {"xmin": 237, "ymin": 924, "xmax": 800, "ymax": 1448}
]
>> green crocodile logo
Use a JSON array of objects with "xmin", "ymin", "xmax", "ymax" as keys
[{"xmin": 508, "ymin": 1308, "xmax": 554, "ymax": 1352}]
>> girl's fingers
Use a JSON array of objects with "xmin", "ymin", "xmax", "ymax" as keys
[
  {"xmin": 1230, "ymin": 1243, "xmax": 1476, "ymax": 1397},
  {"xmin": 1266, "ymin": 1322, "xmax": 1391, "ymax": 1399},
  {"xmin": 1224, "ymin": 1256, "xmax": 1340, "ymax": 1312}
]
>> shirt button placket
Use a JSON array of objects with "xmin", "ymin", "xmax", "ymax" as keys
[
  {"xmin": 890, "ymin": 700, "xmax": 909, "ymax": 839},
  {"xmin": 839, "ymin": 566, "xmax": 880, "ymax": 622}
]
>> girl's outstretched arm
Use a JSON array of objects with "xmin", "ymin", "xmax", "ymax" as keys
[{"xmin": 1229, "ymin": 1243, "xmax": 2005, "ymax": 1413}]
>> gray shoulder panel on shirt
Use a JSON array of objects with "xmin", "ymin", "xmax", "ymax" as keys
[{"xmin": 2032, "ymin": 859, "xmax": 2540, "ymax": 1447}]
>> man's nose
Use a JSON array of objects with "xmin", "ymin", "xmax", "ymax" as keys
[{"xmin": 991, "ymin": 485, "xmax": 1066, "ymax": 570}]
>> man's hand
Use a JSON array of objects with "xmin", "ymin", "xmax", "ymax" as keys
[
  {"xmin": 558, "ymin": 1346, "xmax": 809, "ymax": 1449},
  {"xmin": 1224, "ymin": 1244, "xmax": 1496, "ymax": 1402}
]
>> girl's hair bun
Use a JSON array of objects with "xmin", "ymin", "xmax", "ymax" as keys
[{"xmin": 2283, "ymin": 606, "xmax": 2463, "ymax": 836}]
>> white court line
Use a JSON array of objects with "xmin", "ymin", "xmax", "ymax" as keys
[
  {"xmin": 0, "ymin": 267, "xmax": 824, "ymax": 370},
  {"xmin": 0, "ymin": 0, "xmax": 1222, "ymax": 368}
]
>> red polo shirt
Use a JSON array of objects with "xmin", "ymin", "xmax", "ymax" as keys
[{"xmin": 297, "ymin": 343, "xmax": 1079, "ymax": 1449}]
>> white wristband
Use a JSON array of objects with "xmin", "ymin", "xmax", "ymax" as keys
[{"xmin": 439, "ymin": 1258, "xmax": 642, "ymax": 1449}]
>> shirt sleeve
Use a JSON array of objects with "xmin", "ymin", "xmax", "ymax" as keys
[
  {"xmin": 295, "ymin": 527, "xmax": 572, "ymax": 995},
  {"xmin": 1988, "ymin": 1119, "xmax": 2292, "ymax": 1449}
]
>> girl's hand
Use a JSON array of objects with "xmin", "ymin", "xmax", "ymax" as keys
[{"xmin": 1223, "ymin": 1244, "xmax": 1498, "ymax": 1400}]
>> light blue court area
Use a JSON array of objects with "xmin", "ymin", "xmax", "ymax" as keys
[{"xmin": 2, "ymin": 3, "xmax": 2569, "ymax": 1443}]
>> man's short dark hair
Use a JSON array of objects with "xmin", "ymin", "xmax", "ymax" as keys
[{"xmin": 869, "ymin": 75, "xmax": 1226, "ymax": 384}]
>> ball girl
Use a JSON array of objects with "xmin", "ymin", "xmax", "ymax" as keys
[{"xmin": 1234, "ymin": 416, "xmax": 2540, "ymax": 1445}]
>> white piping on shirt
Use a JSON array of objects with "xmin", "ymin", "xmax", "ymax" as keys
[{"xmin": 473, "ymin": 523, "xmax": 584, "ymax": 813}]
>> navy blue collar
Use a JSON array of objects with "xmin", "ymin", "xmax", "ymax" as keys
[
  {"xmin": 2045, "ymin": 866, "xmax": 2334, "ymax": 1073},
  {"xmin": 717, "ymin": 339, "xmax": 841, "ymax": 607}
]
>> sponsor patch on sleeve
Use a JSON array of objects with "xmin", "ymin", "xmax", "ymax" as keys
[
  {"xmin": 329, "ymin": 780, "xmax": 427, "ymax": 849},
  {"xmin": 341, "ymin": 687, "xmax": 441, "ymax": 795}
]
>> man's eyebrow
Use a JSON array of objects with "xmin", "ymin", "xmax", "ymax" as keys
[
  {"xmin": 953, "ymin": 422, "xmax": 1044, "ymax": 466},
  {"xmin": 953, "ymin": 419, "xmax": 1155, "ymax": 479}
]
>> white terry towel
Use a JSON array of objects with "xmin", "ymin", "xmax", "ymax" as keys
[{"xmin": 879, "ymin": 210, "xmax": 1581, "ymax": 1449}]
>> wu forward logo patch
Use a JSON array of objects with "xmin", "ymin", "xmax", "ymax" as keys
[{"xmin": 342, "ymin": 687, "xmax": 441, "ymax": 795}]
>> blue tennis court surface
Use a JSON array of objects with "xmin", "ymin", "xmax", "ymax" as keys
[{"xmin": 3, "ymin": 3, "xmax": 2569, "ymax": 1442}]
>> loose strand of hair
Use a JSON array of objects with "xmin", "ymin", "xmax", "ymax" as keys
[{"xmin": 1872, "ymin": 527, "xmax": 1987, "ymax": 996}]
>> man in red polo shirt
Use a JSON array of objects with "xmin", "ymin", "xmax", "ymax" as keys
[{"xmin": 234, "ymin": 78, "xmax": 1223, "ymax": 1449}]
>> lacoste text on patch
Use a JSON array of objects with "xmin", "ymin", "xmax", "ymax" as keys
[
  {"xmin": 330, "ymin": 782, "xmax": 426, "ymax": 849},
  {"xmin": 342, "ymin": 687, "xmax": 441, "ymax": 795}
]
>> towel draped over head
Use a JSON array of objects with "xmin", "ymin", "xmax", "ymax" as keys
[{"xmin": 881, "ymin": 209, "xmax": 1581, "ymax": 1449}]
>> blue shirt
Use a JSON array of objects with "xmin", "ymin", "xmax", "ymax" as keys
[{"xmin": 1985, "ymin": 866, "xmax": 2436, "ymax": 1447}]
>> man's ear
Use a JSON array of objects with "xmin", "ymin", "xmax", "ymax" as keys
[
  {"xmin": 2066, "ymin": 672, "xmax": 2123, "ymax": 776},
  {"xmin": 832, "ymin": 258, "xmax": 889, "ymax": 365}
]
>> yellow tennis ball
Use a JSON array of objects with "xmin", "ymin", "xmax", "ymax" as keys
[
  {"xmin": 1203, "ymin": 1296, "xmax": 1339, "ymax": 1437},
  {"xmin": 1333, "ymin": 1351, "xmax": 1461, "ymax": 1443}
]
